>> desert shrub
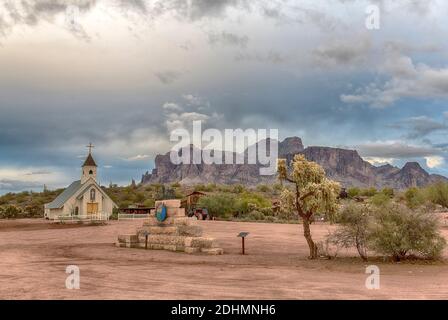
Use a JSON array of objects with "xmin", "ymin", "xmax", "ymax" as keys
[
  {"xmin": 143, "ymin": 199, "xmax": 155, "ymax": 207},
  {"xmin": 273, "ymin": 183, "xmax": 283, "ymax": 192},
  {"xmin": 110, "ymin": 207, "xmax": 120, "ymax": 220},
  {"xmin": 134, "ymin": 192, "xmax": 146, "ymax": 203},
  {"xmin": 404, "ymin": 187, "xmax": 426, "ymax": 209},
  {"xmin": 234, "ymin": 192, "xmax": 271, "ymax": 214},
  {"xmin": 370, "ymin": 204, "xmax": 446, "ymax": 261},
  {"xmin": 197, "ymin": 193, "xmax": 237, "ymax": 219},
  {"xmin": 276, "ymin": 210, "xmax": 297, "ymax": 221},
  {"xmin": 23, "ymin": 204, "xmax": 43, "ymax": 218},
  {"xmin": 381, "ymin": 187, "xmax": 394, "ymax": 197},
  {"xmin": 171, "ymin": 182, "xmax": 181, "ymax": 188},
  {"xmin": 256, "ymin": 184, "xmax": 271, "ymax": 193},
  {"xmin": 360, "ymin": 187, "xmax": 377, "ymax": 197},
  {"xmin": 424, "ymin": 182, "xmax": 448, "ymax": 209},
  {"xmin": 119, "ymin": 200, "xmax": 132, "ymax": 208},
  {"xmin": 260, "ymin": 207, "xmax": 274, "ymax": 216},
  {"xmin": 0, "ymin": 205, "xmax": 22, "ymax": 219},
  {"xmin": 247, "ymin": 210, "xmax": 265, "ymax": 221},
  {"xmin": 330, "ymin": 203, "xmax": 371, "ymax": 261},
  {"xmin": 155, "ymin": 185, "xmax": 175, "ymax": 200},
  {"xmin": 347, "ymin": 187, "xmax": 361, "ymax": 198},
  {"xmin": 370, "ymin": 193, "xmax": 391, "ymax": 207},
  {"xmin": 232, "ymin": 184, "xmax": 246, "ymax": 194},
  {"xmin": 194, "ymin": 184, "xmax": 216, "ymax": 192}
]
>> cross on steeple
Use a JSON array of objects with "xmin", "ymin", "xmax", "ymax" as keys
[{"xmin": 86, "ymin": 142, "xmax": 94, "ymax": 154}]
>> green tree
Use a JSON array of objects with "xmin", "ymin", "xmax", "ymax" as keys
[
  {"xmin": 197, "ymin": 193, "xmax": 237, "ymax": 219},
  {"xmin": 370, "ymin": 203, "xmax": 446, "ymax": 261},
  {"xmin": 278, "ymin": 155, "xmax": 340, "ymax": 259}
]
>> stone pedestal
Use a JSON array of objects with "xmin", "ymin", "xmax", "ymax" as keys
[{"xmin": 116, "ymin": 200, "xmax": 223, "ymax": 255}]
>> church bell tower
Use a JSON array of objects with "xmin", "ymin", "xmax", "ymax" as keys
[{"xmin": 81, "ymin": 143, "xmax": 97, "ymax": 184}]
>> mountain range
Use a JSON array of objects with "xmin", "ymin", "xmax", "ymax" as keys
[{"xmin": 141, "ymin": 137, "xmax": 447, "ymax": 189}]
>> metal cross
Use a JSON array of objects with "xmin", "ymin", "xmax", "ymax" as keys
[{"xmin": 86, "ymin": 142, "xmax": 94, "ymax": 154}]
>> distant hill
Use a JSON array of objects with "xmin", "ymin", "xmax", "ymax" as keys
[{"xmin": 141, "ymin": 137, "xmax": 447, "ymax": 189}]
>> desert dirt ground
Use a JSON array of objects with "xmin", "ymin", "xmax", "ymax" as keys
[{"xmin": 0, "ymin": 218, "xmax": 448, "ymax": 300}]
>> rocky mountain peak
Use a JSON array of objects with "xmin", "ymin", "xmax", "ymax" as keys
[
  {"xmin": 279, "ymin": 137, "xmax": 304, "ymax": 156},
  {"xmin": 401, "ymin": 162, "xmax": 428, "ymax": 175},
  {"xmin": 140, "ymin": 137, "xmax": 447, "ymax": 189}
]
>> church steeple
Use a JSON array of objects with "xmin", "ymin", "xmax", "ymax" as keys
[{"xmin": 81, "ymin": 143, "xmax": 97, "ymax": 184}]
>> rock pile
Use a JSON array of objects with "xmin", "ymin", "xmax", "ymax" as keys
[{"xmin": 116, "ymin": 199, "xmax": 223, "ymax": 255}]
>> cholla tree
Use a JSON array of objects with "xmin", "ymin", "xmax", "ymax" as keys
[{"xmin": 278, "ymin": 155, "xmax": 340, "ymax": 259}]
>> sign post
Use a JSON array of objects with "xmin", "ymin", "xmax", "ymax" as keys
[
  {"xmin": 237, "ymin": 232, "xmax": 249, "ymax": 255},
  {"xmin": 141, "ymin": 231, "xmax": 150, "ymax": 250}
]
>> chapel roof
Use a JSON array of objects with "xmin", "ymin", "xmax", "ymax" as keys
[
  {"xmin": 45, "ymin": 180, "xmax": 81, "ymax": 209},
  {"xmin": 82, "ymin": 153, "xmax": 97, "ymax": 167}
]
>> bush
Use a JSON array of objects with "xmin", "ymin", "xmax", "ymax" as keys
[
  {"xmin": 134, "ymin": 192, "xmax": 145, "ymax": 203},
  {"xmin": 171, "ymin": 182, "xmax": 181, "ymax": 188},
  {"xmin": 143, "ymin": 199, "xmax": 155, "ymax": 207},
  {"xmin": 256, "ymin": 184, "xmax": 271, "ymax": 193},
  {"xmin": 347, "ymin": 187, "xmax": 360, "ymax": 198},
  {"xmin": 370, "ymin": 204, "xmax": 446, "ymax": 261},
  {"xmin": 424, "ymin": 182, "xmax": 448, "ymax": 209},
  {"xmin": 235, "ymin": 192, "xmax": 271, "ymax": 215},
  {"xmin": 381, "ymin": 187, "xmax": 394, "ymax": 197},
  {"xmin": 197, "ymin": 193, "xmax": 237, "ymax": 219},
  {"xmin": 330, "ymin": 203, "xmax": 371, "ymax": 261},
  {"xmin": 247, "ymin": 210, "xmax": 265, "ymax": 221},
  {"xmin": 260, "ymin": 207, "xmax": 274, "ymax": 216},
  {"xmin": 232, "ymin": 184, "xmax": 246, "ymax": 194},
  {"xmin": 370, "ymin": 193, "xmax": 391, "ymax": 207},
  {"xmin": 0, "ymin": 205, "xmax": 22, "ymax": 219},
  {"xmin": 110, "ymin": 207, "xmax": 120, "ymax": 220},
  {"xmin": 330, "ymin": 202, "xmax": 446, "ymax": 261},
  {"xmin": 23, "ymin": 204, "xmax": 43, "ymax": 218},
  {"xmin": 404, "ymin": 187, "xmax": 426, "ymax": 209},
  {"xmin": 360, "ymin": 187, "xmax": 377, "ymax": 197}
]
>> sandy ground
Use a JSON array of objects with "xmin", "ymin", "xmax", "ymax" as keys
[{"xmin": 0, "ymin": 218, "xmax": 448, "ymax": 300}]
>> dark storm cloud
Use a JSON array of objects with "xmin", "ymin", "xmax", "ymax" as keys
[
  {"xmin": 0, "ymin": 0, "xmax": 97, "ymax": 41},
  {"xmin": 164, "ymin": 0, "xmax": 248, "ymax": 21},
  {"xmin": 155, "ymin": 71, "xmax": 183, "ymax": 84},
  {"xmin": 391, "ymin": 116, "xmax": 448, "ymax": 139},
  {"xmin": 1, "ymin": 0, "xmax": 448, "ymax": 192},
  {"xmin": 0, "ymin": 179, "xmax": 43, "ymax": 192},
  {"xmin": 234, "ymin": 51, "xmax": 288, "ymax": 64},
  {"xmin": 119, "ymin": 0, "xmax": 147, "ymax": 13},
  {"xmin": 357, "ymin": 142, "xmax": 440, "ymax": 159},
  {"xmin": 313, "ymin": 36, "xmax": 371, "ymax": 66},
  {"xmin": 208, "ymin": 31, "xmax": 249, "ymax": 48}
]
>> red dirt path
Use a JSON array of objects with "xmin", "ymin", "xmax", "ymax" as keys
[{"xmin": 0, "ymin": 219, "xmax": 447, "ymax": 299}]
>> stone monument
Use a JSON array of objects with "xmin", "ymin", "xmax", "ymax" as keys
[{"xmin": 116, "ymin": 199, "xmax": 223, "ymax": 255}]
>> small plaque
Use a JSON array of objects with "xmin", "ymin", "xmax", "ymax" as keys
[
  {"xmin": 156, "ymin": 204, "xmax": 167, "ymax": 222},
  {"xmin": 237, "ymin": 232, "xmax": 249, "ymax": 238}
]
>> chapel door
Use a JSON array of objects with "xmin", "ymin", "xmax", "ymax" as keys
[{"xmin": 87, "ymin": 203, "xmax": 98, "ymax": 215}]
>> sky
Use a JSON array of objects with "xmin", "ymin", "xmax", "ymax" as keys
[{"xmin": 1, "ymin": 0, "xmax": 448, "ymax": 193}]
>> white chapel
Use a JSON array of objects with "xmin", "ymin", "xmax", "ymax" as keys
[{"xmin": 44, "ymin": 145, "xmax": 117, "ymax": 220}]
